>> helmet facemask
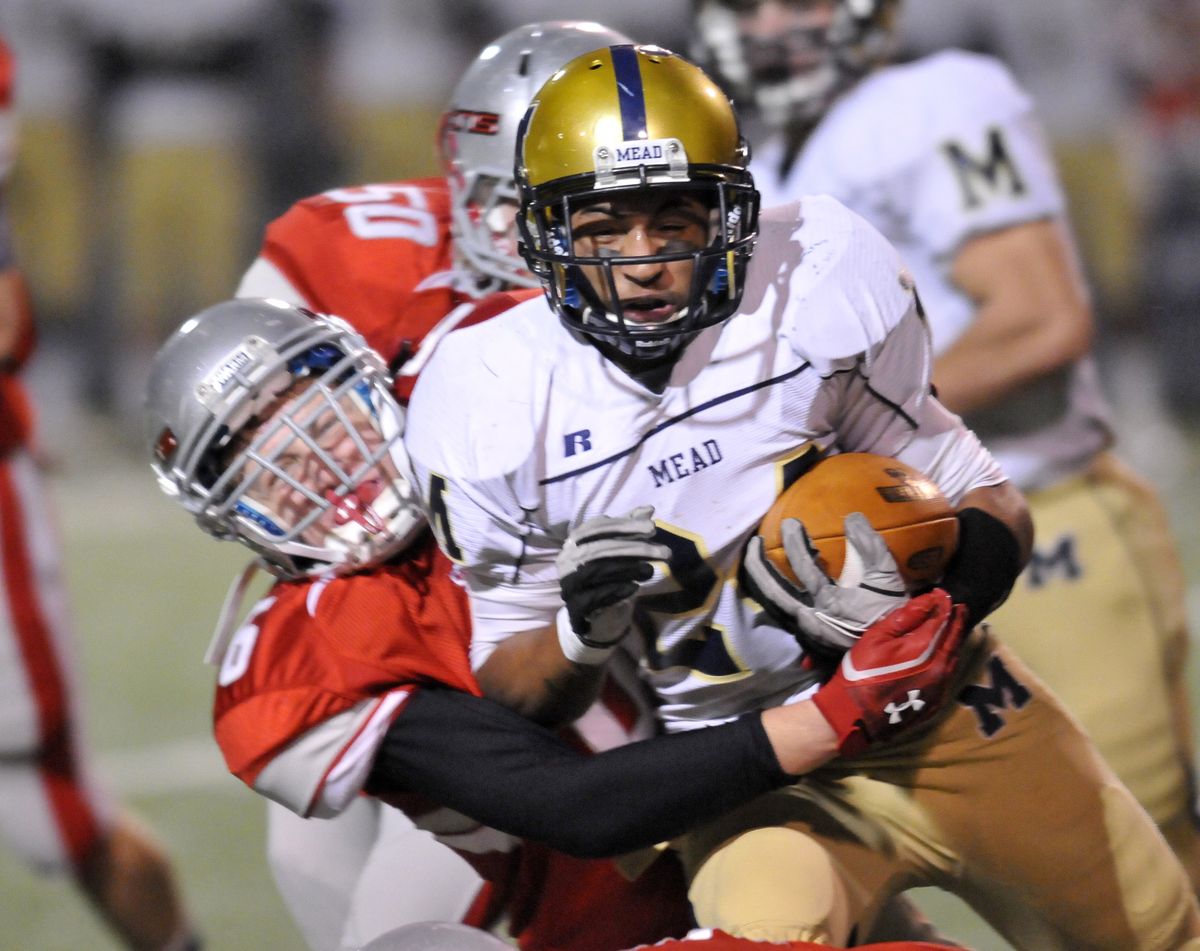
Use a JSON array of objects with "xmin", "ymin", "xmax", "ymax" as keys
[
  {"xmin": 204, "ymin": 358, "xmax": 421, "ymax": 579},
  {"xmin": 439, "ymin": 118, "xmax": 536, "ymax": 292},
  {"xmin": 448, "ymin": 168, "xmax": 528, "ymax": 290},
  {"xmin": 149, "ymin": 302, "xmax": 425, "ymax": 580},
  {"xmin": 519, "ymin": 178, "xmax": 758, "ymax": 363}
]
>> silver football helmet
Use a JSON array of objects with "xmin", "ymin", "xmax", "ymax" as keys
[
  {"xmin": 692, "ymin": 0, "xmax": 899, "ymax": 130},
  {"xmin": 145, "ymin": 298, "xmax": 425, "ymax": 580},
  {"xmin": 438, "ymin": 20, "xmax": 633, "ymax": 291}
]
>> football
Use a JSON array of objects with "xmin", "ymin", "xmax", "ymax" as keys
[{"xmin": 758, "ymin": 452, "xmax": 959, "ymax": 590}]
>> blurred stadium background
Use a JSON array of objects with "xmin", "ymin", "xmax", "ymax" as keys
[{"xmin": 0, "ymin": 0, "xmax": 1196, "ymax": 947}]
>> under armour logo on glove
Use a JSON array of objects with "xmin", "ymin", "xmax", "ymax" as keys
[
  {"xmin": 885, "ymin": 690, "xmax": 926, "ymax": 724},
  {"xmin": 810, "ymin": 589, "xmax": 968, "ymax": 756}
]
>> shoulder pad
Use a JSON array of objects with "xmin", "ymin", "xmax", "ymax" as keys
[
  {"xmin": 755, "ymin": 197, "xmax": 915, "ymax": 362},
  {"xmin": 823, "ymin": 50, "xmax": 1032, "ymax": 179}
]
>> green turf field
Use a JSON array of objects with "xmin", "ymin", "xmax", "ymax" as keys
[{"xmin": 2, "ymin": 353, "xmax": 1197, "ymax": 950}]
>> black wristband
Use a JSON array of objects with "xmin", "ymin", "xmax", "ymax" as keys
[{"xmin": 939, "ymin": 507, "xmax": 1023, "ymax": 628}]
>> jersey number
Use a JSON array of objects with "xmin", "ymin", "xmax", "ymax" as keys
[
  {"xmin": 634, "ymin": 525, "xmax": 748, "ymax": 680},
  {"xmin": 217, "ymin": 596, "xmax": 277, "ymax": 687},
  {"xmin": 323, "ymin": 184, "xmax": 439, "ymax": 246}
]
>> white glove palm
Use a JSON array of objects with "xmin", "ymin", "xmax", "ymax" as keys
[{"xmin": 744, "ymin": 512, "xmax": 909, "ymax": 657}]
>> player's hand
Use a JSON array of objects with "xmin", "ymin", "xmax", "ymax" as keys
[
  {"xmin": 556, "ymin": 506, "xmax": 670, "ymax": 664},
  {"xmin": 810, "ymin": 588, "xmax": 968, "ymax": 757},
  {"xmin": 743, "ymin": 513, "xmax": 908, "ymax": 658}
]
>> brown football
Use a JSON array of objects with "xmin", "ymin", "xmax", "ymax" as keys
[{"xmin": 758, "ymin": 452, "xmax": 959, "ymax": 590}]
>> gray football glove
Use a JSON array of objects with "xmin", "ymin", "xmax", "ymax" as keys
[
  {"xmin": 743, "ymin": 512, "xmax": 909, "ymax": 657},
  {"xmin": 556, "ymin": 506, "xmax": 671, "ymax": 663}
]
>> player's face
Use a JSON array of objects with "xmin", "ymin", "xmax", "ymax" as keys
[
  {"xmin": 569, "ymin": 191, "xmax": 711, "ymax": 326},
  {"xmin": 465, "ymin": 175, "xmax": 523, "ymax": 268},
  {"xmin": 241, "ymin": 385, "xmax": 403, "ymax": 547},
  {"xmin": 734, "ymin": 0, "xmax": 837, "ymax": 81}
]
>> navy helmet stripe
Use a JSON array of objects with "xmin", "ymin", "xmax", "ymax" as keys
[{"xmin": 609, "ymin": 45, "xmax": 647, "ymax": 140}]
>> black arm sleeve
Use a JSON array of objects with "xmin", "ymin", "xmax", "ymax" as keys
[
  {"xmin": 365, "ymin": 687, "xmax": 791, "ymax": 858},
  {"xmin": 940, "ymin": 507, "xmax": 1023, "ymax": 628}
]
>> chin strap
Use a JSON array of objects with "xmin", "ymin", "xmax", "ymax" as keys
[{"xmin": 204, "ymin": 559, "xmax": 264, "ymax": 666}]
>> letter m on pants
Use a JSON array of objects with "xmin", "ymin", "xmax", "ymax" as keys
[{"xmin": 957, "ymin": 653, "xmax": 1032, "ymax": 737}]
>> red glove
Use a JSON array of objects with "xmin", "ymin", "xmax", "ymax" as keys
[{"xmin": 810, "ymin": 589, "xmax": 968, "ymax": 757}]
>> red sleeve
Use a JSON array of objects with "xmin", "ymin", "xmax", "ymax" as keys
[
  {"xmin": 257, "ymin": 178, "xmax": 456, "ymax": 358},
  {"xmin": 212, "ymin": 537, "xmax": 479, "ymax": 788}
]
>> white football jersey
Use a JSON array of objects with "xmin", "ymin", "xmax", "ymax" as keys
[
  {"xmin": 406, "ymin": 196, "xmax": 1006, "ymax": 731},
  {"xmin": 752, "ymin": 50, "xmax": 1112, "ymax": 492}
]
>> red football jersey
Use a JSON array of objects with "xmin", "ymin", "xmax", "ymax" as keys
[
  {"xmin": 250, "ymin": 176, "xmax": 540, "ymax": 392},
  {"xmin": 256, "ymin": 178, "xmax": 457, "ymax": 359},
  {"xmin": 242, "ymin": 180, "xmax": 686, "ymax": 950},
  {"xmin": 211, "ymin": 530, "xmax": 688, "ymax": 951},
  {"xmin": 213, "ymin": 534, "xmax": 478, "ymax": 817}
]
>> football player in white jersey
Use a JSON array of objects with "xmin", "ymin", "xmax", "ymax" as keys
[
  {"xmin": 691, "ymin": 0, "xmax": 1200, "ymax": 892},
  {"xmin": 404, "ymin": 43, "xmax": 1200, "ymax": 947}
]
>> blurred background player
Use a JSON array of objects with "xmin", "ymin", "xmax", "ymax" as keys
[
  {"xmin": 46, "ymin": 0, "xmax": 343, "ymax": 415},
  {"xmin": 0, "ymin": 33, "xmax": 198, "ymax": 951},
  {"xmin": 142, "ymin": 297, "xmax": 969, "ymax": 950},
  {"xmin": 691, "ymin": 0, "xmax": 1200, "ymax": 890},
  {"xmin": 1120, "ymin": 0, "xmax": 1200, "ymax": 425}
]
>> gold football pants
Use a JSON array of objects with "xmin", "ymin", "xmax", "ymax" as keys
[
  {"xmin": 682, "ymin": 632, "xmax": 1200, "ymax": 949},
  {"xmin": 989, "ymin": 451, "xmax": 1200, "ymax": 890}
]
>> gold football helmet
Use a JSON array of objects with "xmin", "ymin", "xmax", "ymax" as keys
[{"xmin": 515, "ymin": 45, "xmax": 759, "ymax": 362}]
